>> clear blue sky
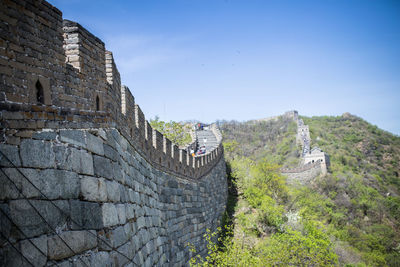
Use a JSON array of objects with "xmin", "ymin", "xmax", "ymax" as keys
[{"xmin": 49, "ymin": 0, "xmax": 400, "ymax": 135}]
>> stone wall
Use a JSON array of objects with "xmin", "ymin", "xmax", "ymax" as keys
[
  {"xmin": 281, "ymin": 161, "xmax": 323, "ymax": 185},
  {"xmin": 0, "ymin": 128, "xmax": 227, "ymax": 266},
  {"xmin": 0, "ymin": 0, "xmax": 223, "ymax": 179},
  {"xmin": 281, "ymin": 111, "xmax": 329, "ymax": 183},
  {"xmin": 0, "ymin": 0, "xmax": 228, "ymax": 266}
]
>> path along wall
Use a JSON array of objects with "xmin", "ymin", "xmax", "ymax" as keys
[
  {"xmin": 0, "ymin": 0, "xmax": 227, "ymax": 266},
  {"xmin": 281, "ymin": 160, "xmax": 323, "ymax": 185}
]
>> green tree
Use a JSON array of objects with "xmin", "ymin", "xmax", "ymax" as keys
[{"xmin": 149, "ymin": 116, "xmax": 192, "ymax": 147}]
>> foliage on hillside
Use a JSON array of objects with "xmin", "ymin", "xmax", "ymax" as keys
[
  {"xmin": 190, "ymin": 159, "xmax": 338, "ymax": 266},
  {"xmin": 301, "ymin": 114, "xmax": 400, "ymax": 266},
  {"xmin": 217, "ymin": 117, "xmax": 300, "ymax": 167},
  {"xmin": 303, "ymin": 114, "xmax": 400, "ymax": 191},
  {"xmin": 191, "ymin": 114, "xmax": 400, "ymax": 266},
  {"xmin": 149, "ymin": 116, "xmax": 193, "ymax": 147}
]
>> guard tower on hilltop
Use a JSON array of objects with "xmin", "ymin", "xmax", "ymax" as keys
[{"xmin": 303, "ymin": 147, "xmax": 330, "ymax": 175}]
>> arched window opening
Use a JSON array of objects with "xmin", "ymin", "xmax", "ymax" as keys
[
  {"xmin": 36, "ymin": 80, "xmax": 44, "ymax": 104},
  {"xmin": 96, "ymin": 96, "xmax": 100, "ymax": 111}
]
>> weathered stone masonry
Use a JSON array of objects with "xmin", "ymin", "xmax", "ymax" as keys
[{"xmin": 0, "ymin": 1, "xmax": 228, "ymax": 266}]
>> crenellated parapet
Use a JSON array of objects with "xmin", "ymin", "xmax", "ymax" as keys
[
  {"xmin": 0, "ymin": 0, "xmax": 223, "ymax": 181},
  {"xmin": 0, "ymin": 1, "xmax": 227, "ymax": 266}
]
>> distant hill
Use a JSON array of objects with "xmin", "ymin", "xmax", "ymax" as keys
[
  {"xmin": 217, "ymin": 116, "xmax": 300, "ymax": 167},
  {"xmin": 216, "ymin": 113, "xmax": 400, "ymax": 266}
]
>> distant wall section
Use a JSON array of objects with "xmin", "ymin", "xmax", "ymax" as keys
[
  {"xmin": 281, "ymin": 111, "xmax": 329, "ymax": 184},
  {"xmin": 281, "ymin": 160, "xmax": 323, "ymax": 185}
]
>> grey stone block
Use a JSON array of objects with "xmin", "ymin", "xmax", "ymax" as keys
[
  {"xmin": 133, "ymin": 191, "xmax": 141, "ymax": 204},
  {"xmin": 90, "ymin": 251, "xmax": 112, "ymax": 267},
  {"xmin": 119, "ymin": 184, "xmax": 127, "ymax": 202},
  {"xmin": 0, "ymin": 144, "xmax": 21, "ymax": 167},
  {"xmin": 103, "ymin": 144, "xmax": 119, "ymax": 162},
  {"xmin": 136, "ymin": 172, "xmax": 145, "ymax": 185},
  {"xmin": 144, "ymin": 255, "xmax": 153, "ymax": 267},
  {"xmin": 167, "ymin": 179, "xmax": 178, "ymax": 188},
  {"xmin": 145, "ymin": 239, "xmax": 155, "ymax": 255},
  {"xmin": 112, "ymin": 161, "xmax": 124, "ymax": 183},
  {"xmin": 71, "ymin": 148, "xmax": 94, "ymax": 175},
  {"xmin": 32, "ymin": 131, "xmax": 57, "ymax": 141},
  {"xmin": 55, "ymin": 146, "xmax": 94, "ymax": 175},
  {"xmin": 9, "ymin": 199, "xmax": 43, "ymax": 238},
  {"xmin": 98, "ymin": 230, "xmax": 113, "ymax": 252},
  {"xmin": 96, "ymin": 129, "xmax": 107, "ymax": 140},
  {"xmin": 106, "ymin": 180, "xmax": 120, "ymax": 202},
  {"xmin": 111, "ymin": 225, "xmax": 128, "ymax": 248},
  {"xmin": 136, "ymin": 206, "xmax": 145, "ymax": 217},
  {"xmin": 20, "ymin": 235, "xmax": 48, "ymax": 267},
  {"xmin": 124, "ymin": 222, "xmax": 132, "ymax": 238},
  {"xmin": 133, "ymin": 250, "xmax": 144, "ymax": 266},
  {"xmin": 0, "ymin": 168, "xmax": 22, "ymax": 200},
  {"xmin": 9, "ymin": 200, "xmax": 69, "ymax": 239},
  {"xmin": 47, "ymin": 230, "xmax": 97, "ymax": 260},
  {"xmin": 127, "ymin": 188, "xmax": 134, "ymax": 203},
  {"xmin": 60, "ymin": 130, "xmax": 86, "ymax": 148},
  {"xmin": 70, "ymin": 200, "xmax": 103, "ymax": 230},
  {"xmin": 0, "ymin": 242, "xmax": 25, "ymax": 267},
  {"xmin": 21, "ymin": 169, "xmax": 79, "ymax": 199},
  {"xmin": 86, "ymin": 132, "xmax": 104, "ymax": 155},
  {"xmin": 130, "ymin": 234, "xmax": 139, "ymax": 252},
  {"xmin": 0, "ymin": 204, "xmax": 11, "ymax": 242},
  {"xmin": 71, "ymin": 254, "xmax": 91, "ymax": 267},
  {"xmin": 136, "ymin": 216, "xmax": 146, "ymax": 230},
  {"xmin": 131, "ymin": 221, "xmax": 138, "ymax": 236},
  {"xmin": 105, "ymin": 130, "xmax": 117, "ymax": 149},
  {"xmin": 119, "ymin": 240, "xmax": 135, "ymax": 260},
  {"xmin": 80, "ymin": 176, "xmax": 107, "ymax": 202},
  {"xmin": 117, "ymin": 204, "xmax": 127, "ymax": 225},
  {"xmin": 93, "ymin": 155, "xmax": 113, "ymax": 179},
  {"xmin": 125, "ymin": 174, "xmax": 134, "ymax": 188},
  {"xmin": 20, "ymin": 139, "xmax": 55, "ymax": 168},
  {"xmin": 126, "ymin": 204, "xmax": 135, "ymax": 220},
  {"xmin": 101, "ymin": 203, "xmax": 119, "ymax": 227},
  {"xmin": 110, "ymin": 249, "xmax": 129, "ymax": 267}
]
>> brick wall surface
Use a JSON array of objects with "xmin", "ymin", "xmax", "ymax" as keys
[{"xmin": 0, "ymin": 128, "xmax": 227, "ymax": 266}]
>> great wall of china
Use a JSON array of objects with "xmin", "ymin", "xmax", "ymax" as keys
[
  {"xmin": 281, "ymin": 111, "xmax": 330, "ymax": 184},
  {"xmin": 0, "ymin": 1, "xmax": 227, "ymax": 266}
]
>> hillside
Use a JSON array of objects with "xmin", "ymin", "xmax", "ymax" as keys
[
  {"xmin": 193, "ymin": 113, "xmax": 400, "ymax": 266},
  {"xmin": 217, "ymin": 115, "xmax": 300, "ymax": 168}
]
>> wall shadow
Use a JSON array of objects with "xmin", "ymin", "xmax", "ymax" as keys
[{"xmin": 219, "ymin": 161, "xmax": 239, "ymax": 244}]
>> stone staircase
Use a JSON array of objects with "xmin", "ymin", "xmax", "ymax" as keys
[
  {"xmin": 196, "ymin": 127, "xmax": 219, "ymax": 154},
  {"xmin": 298, "ymin": 119, "xmax": 311, "ymax": 156}
]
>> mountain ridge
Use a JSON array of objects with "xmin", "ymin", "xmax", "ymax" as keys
[{"xmin": 216, "ymin": 111, "xmax": 400, "ymax": 266}]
